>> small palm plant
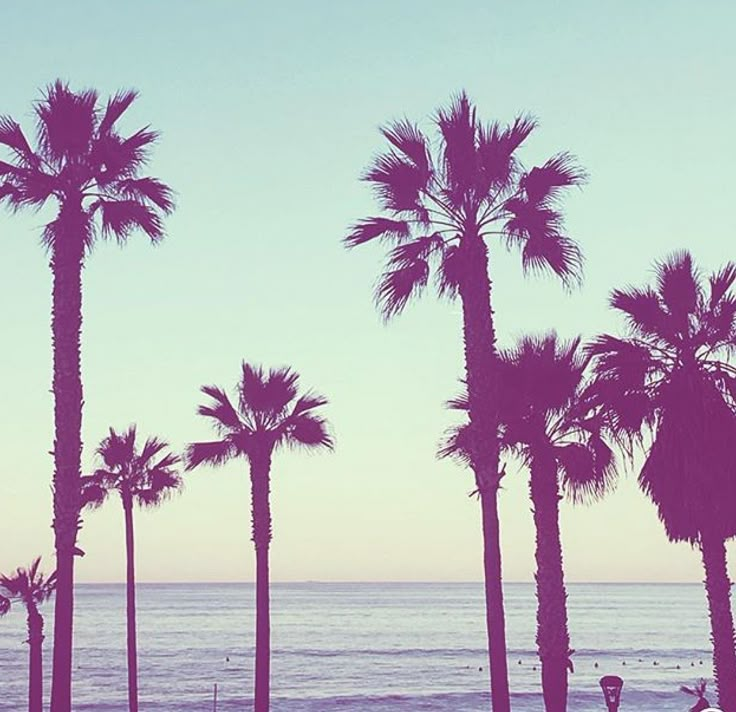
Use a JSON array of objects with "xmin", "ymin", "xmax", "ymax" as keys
[
  {"xmin": 441, "ymin": 334, "xmax": 615, "ymax": 710},
  {"xmin": 680, "ymin": 679, "xmax": 711, "ymax": 712},
  {"xmin": 0, "ymin": 558, "xmax": 57, "ymax": 712},
  {"xmin": 186, "ymin": 363, "xmax": 333, "ymax": 712},
  {"xmin": 83, "ymin": 426, "xmax": 182, "ymax": 712}
]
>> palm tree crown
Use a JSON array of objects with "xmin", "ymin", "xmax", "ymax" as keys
[
  {"xmin": 0, "ymin": 558, "xmax": 56, "ymax": 613},
  {"xmin": 344, "ymin": 91, "xmax": 585, "ymax": 318},
  {"xmin": 441, "ymin": 334, "xmax": 615, "ymax": 502},
  {"xmin": 186, "ymin": 363, "xmax": 333, "ymax": 470},
  {"xmin": 84, "ymin": 426, "xmax": 182, "ymax": 510},
  {"xmin": 0, "ymin": 80, "xmax": 173, "ymax": 250},
  {"xmin": 588, "ymin": 251, "xmax": 736, "ymax": 542}
]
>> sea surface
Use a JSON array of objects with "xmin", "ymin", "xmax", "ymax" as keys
[{"xmin": 0, "ymin": 582, "xmax": 716, "ymax": 711}]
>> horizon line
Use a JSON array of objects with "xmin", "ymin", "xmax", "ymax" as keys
[{"xmin": 74, "ymin": 579, "xmax": 705, "ymax": 586}]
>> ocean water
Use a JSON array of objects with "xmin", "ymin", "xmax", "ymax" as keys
[{"xmin": 0, "ymin": 582, "xmax": 715, "ymax": 711}]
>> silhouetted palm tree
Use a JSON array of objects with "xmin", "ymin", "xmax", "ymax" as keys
[
  {"xmin": 0, "ymin": 558, "xmax": 57, "ymax": 712},
  {"xmin": 186, "ymin": 364, "xmax": 333, "ymax": 712},
  {"xmin": 83, "ymin": 426, "xmax": 181, "ymax": 712},
  {"xmin": 681, "ymin": 679, "xmax": 711, "ymax": 712},
  {"xmin": 0, "ymin": 81, "xmax": 173, "ymax": 712},
  {"xmin": 344, "ymin": 91, "xmax": 585, "ymax": 711},
  {"xmin": 589, "ymin": 252, "xmax": 736, "ymax": 709},
  {"xmin": 442, "ymin": 334, "xmax": 615, "ymax": 711}
]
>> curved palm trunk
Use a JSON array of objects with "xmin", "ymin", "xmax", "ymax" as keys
[
  {"xmin": 50, "ymin": 204, "xmax": 85, "ymax": 712},
  {"xmin": 700, "ymin": 532, "xmax": 736, "ymax": 711},
  {"xmin": 250, "ymin": 450, "xmax": 273, "ymax": 712},
  {"xmin": 123, "ymin": 499, "xmax": 139, "ymax": 712},
  {"xmin": 529, "ymin": 456, "xmax": 570, "ymax": 712},
  {"xmin": 27, "ymin": 604, "xmax": 44, "ymax": 712},
  {"xmin": 458, "ymin": 233, "xmax": 510, "ymax": 712}
]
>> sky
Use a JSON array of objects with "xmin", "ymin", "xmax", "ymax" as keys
[{"xmin": 1, "ymin": 0, "xmax": 735, "ymax": 583}]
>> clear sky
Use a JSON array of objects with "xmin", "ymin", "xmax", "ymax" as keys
[{"xmin": 1, "ymin": 0, "xmax": 735, "ymax": 583}]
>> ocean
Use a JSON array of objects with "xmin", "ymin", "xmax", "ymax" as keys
[{"xmin": 0, "ymin": 582, "xmax": 715, "ymax": 711}]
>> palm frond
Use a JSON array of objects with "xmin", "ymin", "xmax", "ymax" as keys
[
  {"xmin": 344, "ymin": 217, "xmax": 411, "ymax": 248},
  {"xmin": 374, "ymin": 258, "xmax": 430, "ymax": 319},
  {"xmin": 98, "ymin": 89, "xmax": 139, "ymax": 136},
  {"xmin": 198, "ymin": 385, "xmax": 242, "ymax": 433},
  {"xmin": 117, "ymin": 177, "xmax": 174, "ymax": 213},
  {"xmin": 185, "ymin": 439, "xmax": 236, "ymax": 470}
]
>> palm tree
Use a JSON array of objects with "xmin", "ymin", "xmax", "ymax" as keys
[
  {"xmin": 343, "ymin": 91, "xmax": 585, "ymax": 711},
  {"xmin": 681, "ymin": 679, "xmax": 711, "ymax": 712},
  {"xmin": 83, "ymin": 426, "xmax": 181, "ymax": 712},
  {"xmin": 0, "ymin": 81, "xmax": 174, "ymax": 712},
  {"xmin": 588, "ymin": 252, "xmax": 736, "ymax": 710},
  {"xmin": 186, "ymin": 363, "xmax": 333, "ymax": 712},
  {"xmin": 441, "ymin": 334, "xmax": 615, "ymax": 711},
  {"xmin": 0, "ymin": 558, "xmax": 57, "ymax": 712}
]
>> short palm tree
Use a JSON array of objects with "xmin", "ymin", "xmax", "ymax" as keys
[
  {"xmin": 0, "ymin": 558, "xmax": 57, "ymax": 712},
  {"xmin": 681, "ymin": 679, "xmax": 711, "ymax": 712},
  {"xmin": 588, "ymin": 252, "xmax": 736, "ymax": 709},
  {"xmin": 186, "ymin": 363, "xmax": 333, "ymax": 712},
  {"xmin": 344, "ymin": 91, "xmax": 585, "ymax": 711},
  {"xmin": 442, "ymin": 334, "xmax": 615, "ymax": 711},
  {"xmin": 83, "ymin": 426, "xmax": 181, "ymax": 712},
  {"xmin": 0, "ymin": 81, "xmax": 174, "ymax": 712}
]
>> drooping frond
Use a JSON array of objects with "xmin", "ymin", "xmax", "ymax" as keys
[
  {"xmin": 344, "ymin": 217, "xmax": 411, "ymax": 248},
  {"xmin": 280, "ymin": 413, "xmax": 334, "ymax": 451},
  {"xmin": 185, "ymin": 439, "xmax": 237, "ymax": 470},
  {"xmin": 374, "ymin": 258, "xmax": 430, "ymax": 319}
]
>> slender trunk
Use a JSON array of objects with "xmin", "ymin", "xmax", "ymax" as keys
[
  {"xmin": 27, "ymin": 605, "xmax": 44, "ymax": 712},
  {"xmin": 700, "ymin": 532, "xmax": 736, "ymax": 711},
  {"xmin": 250, "ymin": 449, "xmax": 273, "ymax": 712},
  {"xmin": 124, "ymin": 499, "xmax": 139, "ymax": 712},
  {"xmin": 50, "ymin": 203, "xmax": 86, "ymax": 712},
  {"xmin": 458, "ymin": 232, "xmax": 510, "ymax": 712},
  {"xmin": 529, "ymin": 456, "xmax": 570, "ymax": 712}
]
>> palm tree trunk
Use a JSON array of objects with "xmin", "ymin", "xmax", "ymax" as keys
[
  {"xmin": 529, "ymin": 456, "xmax": 570, "ymax": 712},
  {"xmin": 700, "ymin": 531, "xmax": 736, "ymax": 711},
  {"xmin": 27, "ymin": 605, "xmax": 44, "ymax": 712},
  {"xmin": 124, "ymin": 499, "xmax": 139, "ymax": 712},
  {"xmin": 250, "ymin": 450, "xmax": 273, "ymax": 712},
  {"xmin": 50, "ymin": 204, "xmax": 85, "ymax": 712},
  {"xmin": 458, "ymin": 232, "xmax": 510, "ymax": 712}
]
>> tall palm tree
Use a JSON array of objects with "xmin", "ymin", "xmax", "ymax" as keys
[
  {"xmin": 344, "ymin": 91, "xmax": 585, "ymax": 711},
  {"xmin": 0, "ymin": 558, "xmax": 57, "ymax": 712},
  {"xmin": 83, "ymin": 426, "xmax": 181, "ymax": 712},
  {"xmin": 588, "ymin": 252, "xmax": 736, "ymax": 710},
  {"xmin": 186, "ymin": 363, "xmax": 333, "ymax": 712},
  {"xmin": 441, "ymin": 334, "xmax": 615, "ymax": 711},
  {"xmin": 0, "ymin": 81, "xmax": 174, "ymax": 712}
]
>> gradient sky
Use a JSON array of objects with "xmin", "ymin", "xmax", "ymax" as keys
[{"xmin": 1, "ymin": 0, "xmax": 735, "ymax": 583}]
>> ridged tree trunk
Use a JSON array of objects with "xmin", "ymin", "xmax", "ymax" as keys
[
  {"xmin": 700, "ymin": 531, "xmax": 736, "ymax": 711},
  {"xmin": 458, "ymin": 232, "xmax": 510, "ymax": 712},
  {"xmin": 27, "ymin": 604, "xmax": 44, "ymax": 712},
  {"xmin": 250, "ymin": 449, "xmax": 273, "ymax": 712},
  {"xmin": 123, "ymin": 497, "xmax": 139, "ymax": 712},
  {"xmin": 50, "ymin": 202, "xmax": 86, "ymax": 712},
  {"xmin": 529, "ymin": 455, "xmax": 570, "ymax": 712}
]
